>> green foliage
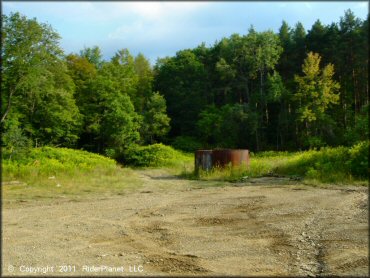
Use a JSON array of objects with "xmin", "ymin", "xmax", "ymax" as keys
[
  {"xmin": 171, "ymin": 136, "xmax": 202, "ymax": 152},
  {"xmin": 244, "ymin": 29, "xmax": 283, "ymax": 79},
  {"xmin": 134, "ymin": 53, "xmax": 154, "ymax": 111},
  {"xmin": 2, "ymin": 12, "xmax": 82, "ymax": 146},
  {"xmin": 123, "ymin": 143, "xmax": 192, "ymax": 167},
  {"xmin": 197, "ymin": 104, "xmax": 258, "ymax": 148},
  {"xmin": 266, "ymin": 71, "xmax": 287, "ymax": 102},
  {"xmin": 141, "ymin": 92, "xmax": 170, "ymax": 144},
  {"xmin": 2, "ymin": 115, "xmax": 31, "ymax": 160},
  {"xmin": 294, "ymin": 52, "xmax": 340, "ymax": 148},
  {"xmin": 79, "ymin": 46, "xmax": 103, "ymax": 68},
  {"xmin": 101, "ymin": 92, "xmax": 141, "ymax": 157},
  {"xmin": 1, "ymin": 11, "xmax": 367, "ymax": 174},
  {"xmin": 3, "ymin": 147, "xmax": 116, "ymax": 180},
  {"xmin": 277, "ymin": 147, "xmax": 350, "ymax": 182},
  {"xmin": 348, "ymin": 141, "xmax": 369, "ymax": 178},
  {"xmin": 194, "ymin": 142, "xmax": 368, "ymax": 184},
  {"xmin": 273, "ymin": 143, "xmax": 368, "ymax": 181},
  {"xmin": 2, "ymin": 147, "xmax": 142, "ymax": 203},
  {"xmin": 37, "ymin": 88, "xmax": 82, "ymax": 146},
  {"xmin": 343, "ymin": 104, "xmax": 369, "ymax": 145},
  {"xmin": 295, "ymin": 52, "xmax": 340, "ymax": 123},
  {"xmin": 154, "ymin": 49, "xmax": 208, "ymax": 136}
]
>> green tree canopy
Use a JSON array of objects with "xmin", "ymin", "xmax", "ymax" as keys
[
  {"xmin": 1, "ymin": 12, "xmax": 82, "ymax": 147},
  {"xmin": 295, "ymin": 52, "xmax": 340, "ymax": 147}
]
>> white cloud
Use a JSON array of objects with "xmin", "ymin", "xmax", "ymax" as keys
[
  {"xmin": 5, "ymin": 1, "xmax": 368, "ymax": 63},
  {"xmin": 355, "ymin": 2, "xmax": 368, "ymax": 8},
  {"xmin": 116, "ymin": 2, "xmax": 208, "ymax": 20},
  {"xmin": 304, "ymin": 3, "xmax": 312, "ymax": 10},
  {"xmin": 106, "ymin": 2, "xmax": 209, "ymax": 43}
]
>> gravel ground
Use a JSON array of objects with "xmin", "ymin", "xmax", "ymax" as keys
[{"xmin": 2, "ymin": 169, "xmax": 368, "ymax": 276}]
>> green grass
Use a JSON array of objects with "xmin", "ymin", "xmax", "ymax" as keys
[
  {"xmin": 2, "ymin": 147, "xmax": 143, "ymax": 203},
  {"xmin": 183, "ymin": 141, "xmax": 369, "ymax": 185},
  {"xmin": 3, "ymin": 146, "xmax": 117, "ymax": 179}
]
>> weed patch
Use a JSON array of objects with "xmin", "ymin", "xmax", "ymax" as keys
[{"xmin": 185, "ymin": 142, "xmax": 368, "ymax": 184}]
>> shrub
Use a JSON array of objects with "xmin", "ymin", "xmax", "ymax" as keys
[
  {"xmin": 348, "ymin": 141, "xmax": 369, "ymax": 178},
  {"xmin": 123, "ymin": 143, "xmax": 192, "ymax": 167},
  {"xmin": 276, "ymin": 147, "xmax": 351, "ymax": 182},
  {"xmin": 2, "ymin": 147, "xmax": 116, "ymax": 179}
]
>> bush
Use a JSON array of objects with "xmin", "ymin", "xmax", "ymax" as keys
[
  {"xmin": 3, "ymin": 147, "xmax": 116, "ymax": 179},
  {"xmin": 171, "ymin": 136, "xmax": 202, "ymax": 152},
  {"xmin": 277, "ymin": 147, "xmax": 351, "ymax": 182},
  {"xmin": 348, "ymin": 141, "xmax": 369, "ymax": 178},
  {"xmin": 123, "ymin": 143, "xmax": 192, "ymax": 167}
]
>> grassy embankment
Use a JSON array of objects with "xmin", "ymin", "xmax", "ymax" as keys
[
  {"xmin": 2, "ymin": 144, "xmax": 192, "ymax": 203},
  {"xmin": 187, "ymin": 141, "xmax": 368, "ymax": 185}
]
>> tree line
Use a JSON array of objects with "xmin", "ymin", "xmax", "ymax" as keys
[{"xmin": 1, "ymin": 10, "xmax": 368, "ymax": 161}]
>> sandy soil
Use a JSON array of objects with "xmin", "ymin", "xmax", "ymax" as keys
[{"xmin": 2, "ymin": 169, "xmax": 368, "ymax": 276}]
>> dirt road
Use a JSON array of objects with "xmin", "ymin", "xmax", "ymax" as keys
[{"xmin": 2, "ymin": 169, "xmax": 368, "ymax": 276}]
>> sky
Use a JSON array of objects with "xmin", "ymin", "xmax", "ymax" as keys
[{"xmin": 2, "ymin": 1, "xmax": 369, "ymax": 64}]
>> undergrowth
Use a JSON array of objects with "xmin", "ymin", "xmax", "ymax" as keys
[
  {"xmin": 123, "ymin": 143, "xmax": 193, "ymax": 169},
  {"xmin": 182, "ymin": 141, "xmax": 369, "ymax": 184},
  {"xmin": 2, "ymin": 146, "xmax": 142, "ymax": 202},
  {"xmin": 3, "ymin": 146, "xmax": 117, "ymax": 180}
]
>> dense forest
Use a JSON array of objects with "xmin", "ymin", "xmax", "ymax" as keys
[{"xmin": 1, "ymin": 10, "xmax": 368, "ymax": 162}]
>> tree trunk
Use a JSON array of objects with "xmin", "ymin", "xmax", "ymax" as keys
[{"xmin": 1, "ymin": 89, "xmax": 14, "ymax": 124}]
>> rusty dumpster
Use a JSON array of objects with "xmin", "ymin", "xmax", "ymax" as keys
[{"xmin": 194, "ymin": 149, "xmax": 249, "ymax": 172}]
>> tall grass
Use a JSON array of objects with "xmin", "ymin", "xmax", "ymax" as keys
[
  {"xmin": 2, "ymin": 147, "xmax": 143, "ymax": 203},
  {"xmin": 188, "ymin": 141, "xmax": 369, "ymax": 184},
  {"xmin": 3, "ymin": 146, "xmax": 117, "ymax": 180}
]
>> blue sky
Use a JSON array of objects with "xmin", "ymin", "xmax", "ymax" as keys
[{"xmin": 2, "ymin": 1, "xmax": 368, "ymax": 64}]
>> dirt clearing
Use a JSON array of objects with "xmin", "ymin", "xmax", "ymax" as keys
[{"xmin": 2, "ymin": 169, "xmax": 368, "ymax": 276}]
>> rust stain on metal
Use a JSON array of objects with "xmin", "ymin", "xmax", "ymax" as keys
[
  {"xmin": 213, "ymin": 149, "xmax": 249, "ymax": 168},
  {"xmin": 195, "ymin": 150, "xmax": 213, "ymax": 173},
  {"xmin": 195, "ymin": 149, "xmax": 249, "ymax": 171}
]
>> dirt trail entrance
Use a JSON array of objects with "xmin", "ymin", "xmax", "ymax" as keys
[{"xmin": 2, "ymin": 169, "xmax": 368, "ymax": 276}]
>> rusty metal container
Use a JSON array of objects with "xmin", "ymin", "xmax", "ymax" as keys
[
  {"xmin": 213, "ymin": 149, "xmax": 249, "ymax": 169},
  {"xmin": 194, "ymin": 150, "xmax": 213, "ymax": 173},
  {"xmin": 194, "ymin": 149, "xmax": 249, "ymax": 172}
]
